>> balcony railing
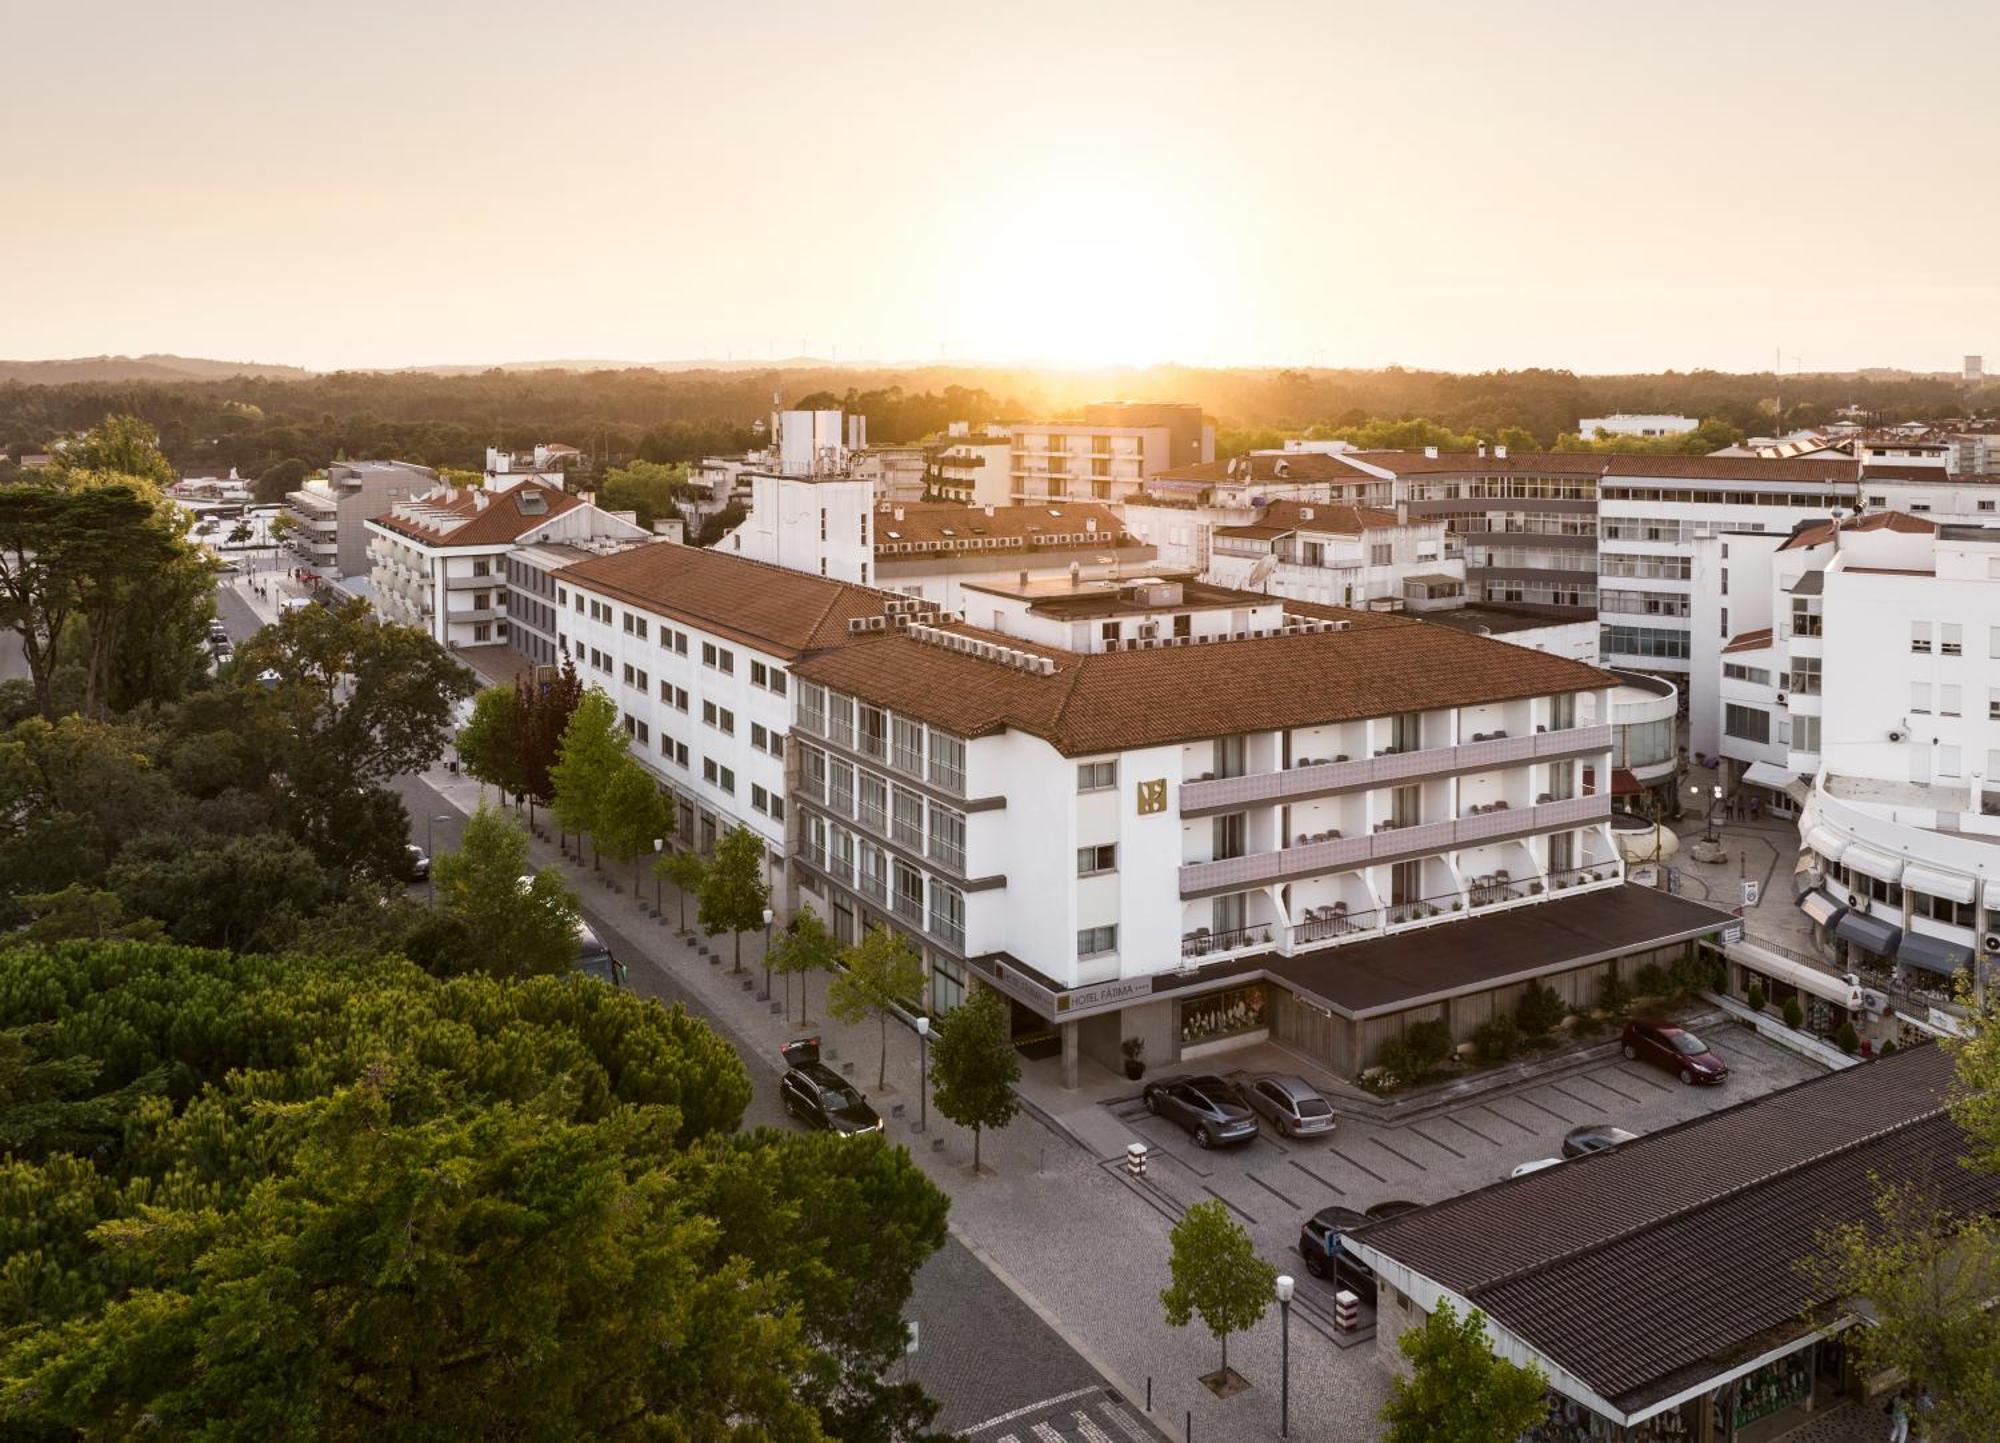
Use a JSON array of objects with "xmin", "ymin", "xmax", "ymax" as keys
[
  {"xmin": 1180, "ymin": 724, "xmax": 1611, "ymax": 815},
  {"xmin": 893, "ymin": 892, "xmax": 924, "ymax": 926},
  {"xmin": 928, "ymin": 908, "xmax": 965, "ymax": 951},
  {"xmin": 859, "ymin": 870, "xmax": 888, "ymax": 905},
  {"xmin": 1179, "ymin": 794, "xmax": 1611, "ymax": 896},
  {"xmin": 1180, "ymin": 923, "xmax": 1278, "ymax": 959}
]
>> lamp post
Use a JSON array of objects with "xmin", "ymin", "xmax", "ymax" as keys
[
  {"xmin": 1275, "ymin": 1273, "xmax": 1294, "ymax": 1438},
  {"xmin": 914, "ymin": 1015, "xmax": 930, "ymax": 1134},
  {"xmin": 761, "ymin": 906, "xmax": 775, "ymax": 1001},
  {"xmin": 652, "ymin": 837, "xmax": 664, "ymax": 915}
]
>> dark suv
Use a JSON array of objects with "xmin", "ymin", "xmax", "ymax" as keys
[
  {"xmin": 779, "ymin": 1038, "xmax": 884, "ymax": 1136},
  {"xmin": 575, "ymin": 922, "xmax": 628, "ymax": 987},
  {"xmin": 1299, "ymin": 1206, "xmax": 1378, "ymax": 1304},
  {"xmin": 1141, "ymin": 1074, "xmax": 1258, "ymax": 1148}
]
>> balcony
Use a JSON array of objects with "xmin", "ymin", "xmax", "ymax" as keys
[
  {"xmin": 1179, "ymin": 724, "xmax": 1611, "ymax": 816},
  {"xmin": 446, "ymin": 572, "xmax": 498, "ymax": 591},
  {"xmin": 1178, "ymin": 794, "xmax": 1611, "ymax": 897}
]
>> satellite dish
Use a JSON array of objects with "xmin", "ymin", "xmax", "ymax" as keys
[{"xmin": 1246, "ymin": 554, "xmax": 1279, "ymax": 591}]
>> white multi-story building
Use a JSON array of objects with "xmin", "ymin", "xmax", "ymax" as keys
[
  {"xmin": 283, "ymin": 459, "xmax": 438, "ymax": 579},
  {"xmin": 929, "ymin": 435, "xmax": 1011, "ymax": 507},
  {"xmin": 1009, "ymin": 401, "xmax": 1213, "ymax": 504},
  {"xmin": 1577, "ymin": 414, "xmax": 1699, "ymax": 438},
  {"xmin": 366, "ymin": 480, "xmax": 647, "ymax": 648},
  {"xmin": 784, "ymin": 580, "xmax": 1732, "ymax": 1086}
]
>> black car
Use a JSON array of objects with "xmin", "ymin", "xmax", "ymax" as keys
[
  {"xmin": 1299, "ymin": 1205, "xmax": 1378, "ymax": 1304},
  {"xmin": 1141, "ymin": 1074, "xmax": 1258, "ymax": 1148},
  {"xmin": 779, "ymin": 1038, "xmax": 883, "ymax": 1136},
  {"xmin": 1364, "ymin": 1199, "xmax": 1420, "ymax": 1223},
  {"xmin": 575, "ymin": 922, "xmax": 628, "ymax": 987},
  {"xmin": 405, "ymin": 844, "xmax": 431, "ymax": 882},
  {"xmin": 1562, "ymin": 1123, "xmax": 1640, "ymax": 1159}
]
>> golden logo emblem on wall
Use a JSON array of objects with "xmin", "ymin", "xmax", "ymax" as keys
[{"xmin": 1136, "ymin": 779, "xmax": 1168, "ymax": 815}]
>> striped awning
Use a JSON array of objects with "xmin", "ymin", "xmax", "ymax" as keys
[
  {"xmin": 1903, "ymin": 864, "xmax": 1974, "ymax": 906},
  {"xmin": 1798, "ymin": 889, "xmax": 1846, "ymax": 927}
]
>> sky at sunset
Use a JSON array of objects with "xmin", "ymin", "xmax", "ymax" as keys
[{"xmin": 6, "ymin": 0, "xmax": 1997, "ymax": 373}]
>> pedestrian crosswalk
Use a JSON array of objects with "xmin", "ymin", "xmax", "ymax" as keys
[{"xmin": 971, "ymin": 1391, "xmax": 1158, "ymax": 1443}]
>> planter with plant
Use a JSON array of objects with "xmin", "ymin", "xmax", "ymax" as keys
[
  {"xmin": 1834, "ymin": 1021, "xmax": 1860, "ymax": 1054},
  {"xmin": 1782, "ymin": 997, "xmax": 1805, "ymax": 1031},
  {"xmin": 1121, "ymin": 1037, "xmax": 1147, "ymax": 1081},
  {"xmin": 1746, "ymin": 982, "xmax": 1766, "ymax": 1013}
]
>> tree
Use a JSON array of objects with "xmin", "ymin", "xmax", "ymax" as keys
[
  {"xmin": 828, "ymin": 924, "xmax": 924, "ymax": 1090},
  {"xmin": 51, "ymin": 414, "xmax": 177, "ymax": 486},
  {"xmin": 594, "ymin": 757, "xmax": 673, "ymax": 895},
  {"xmin": 515, "ymin": 653, "xmax": 583, "ymax": 827},
  {"xmin": 697, "ymin": 824, "xmax": 771, "ymax": 975},
  {"xmin": 549, "ymin": 687, "xmax": 626, "ymax": 865},
  {"xmin": 928, "ymin": 989, "xmax": 1019, "ymax": 1171},
  {"xmin": 254, "ymin": 456, "xmax": 311, "ymax": 504},
  {"xmin": 1379, "ymin": 1298, "xmax": 1549, "ymax": 1443},
  {"xmin": 428, "ymin": 803, "xmax": 582, "ymax": 977},
  {"xmin": 457, "ymin": 684, "xmax": 527, "ymax": 802},
  {"xmin": 1160, "ymin": 1200, "xmax": 1276, "ymax": 1380},
  {"xmin": 105, "ymin": 829, "xmax": 330, "ymax": 952},
  {"xmin": 596, "ymin": 459, "xmax": 694, "ymax": 530},
  {"xmin": 656, "ymin": 847, "xmax": 706, "ymax": 934},
  {"xmin": 770, "ymin": 904, "xmax": 839, "ymax": 1026}
]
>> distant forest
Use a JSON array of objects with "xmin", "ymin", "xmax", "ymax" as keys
[{"xmin": 3, "ymin": 363, "xmax": 1994, "ymax": 488}]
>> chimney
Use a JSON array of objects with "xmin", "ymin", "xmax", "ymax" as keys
[
  {"xmin": 1424, "ymin": 446, "xmax": 1439, "ymax": 459},
  {"xmin": 1495, "ymin": 444, "xmax": 1508, "ymax": 459},
  {"xmin": 984, "ymin": 504, "xmax": 995, "ymax": 517},
  {"xmin": 894, "ymin": 506, "xmax": 905, "ymax": 521},
  {"xmin": 1476, "ymin": 442, "xmax": 1487, "ymax": 458}
]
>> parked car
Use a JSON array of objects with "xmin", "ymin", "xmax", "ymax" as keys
[
  {"xmin": 1299, "ymin": 1205, "xmax": 1379, "ymax": 1303},
  {"xmin": 1623, "ymin": 1019, "xmax": 1729, "ymax": 1085},
  {"xmin": 1562, "ymin": 1123, "xmax": 1640, "ymax": 1158},
  {"xmin": 778, "ymin": 1038, "xmax": 883, "ymax": 1136},
  {"xmin": 1364, "ymin": 1199, "xmax": 1420, "ymax": 1222},
  {"xmin": 405, "ymin": 844, "xmax": 430, "ymax": 881},
  {"xmin": 1141, "ymin": 1074, "xmax": 1258, "ymax": 1148},
  {"xmin": 1241, "ymin": 1073, "xmax": 1336, "ymax": 1138},
  {"xmin": 1510, "ymin": 1157, "xmax": 1564, "ymax": 1178},
  {"xmin": 574, "ymin": 921, "xmax": 628, "ymax": 987},
  {"xmin": 207, "ymin": 621, "xmax": 229, "ymax": 644}
]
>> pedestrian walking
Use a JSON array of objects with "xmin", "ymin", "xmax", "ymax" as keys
[{"xmin": 1886, "ymin": 1391, "xmax": 1910, "ymax": 1443}]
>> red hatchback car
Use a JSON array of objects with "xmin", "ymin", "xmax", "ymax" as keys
[{"xmin": 1622, "ymin": 1019, "xmax": 1729, "ymax": 1085}]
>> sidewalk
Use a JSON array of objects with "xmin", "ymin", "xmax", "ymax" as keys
[{"xmin": 419, "ymin": 761, "xmax": 1390, "ymax": 1443}]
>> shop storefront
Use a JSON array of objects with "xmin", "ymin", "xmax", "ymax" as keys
[{"xmin": 1176, "ymin": 982, "xmax": 1267, "ymax": 1057}]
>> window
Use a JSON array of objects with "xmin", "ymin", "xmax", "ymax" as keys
[
  {"xmin": 928, "ymin": 883, "xmax": 964, "ymax": 950},
  {"xmin": 659, "ymin": 681, "xmax": 688, "ymax": 711},
  {"xmin": 660, "ymin": 628, "xmax": 688, "ymax": 655},
  {"xmin": 828, "ymin": 759, "xmax": 855, "ymax": 816},
  {"xmin": 797, "ymin": 681, "xmax": 826, "ymax": 733},
  {"xmin": 828, "ymin": 694, "xmax": 855, "ymax": 749},
  {"xmin": 1940, "ymin": 745, "xmax": 1962, "ymax": 777},
  {"xmin": 859, "ymin": 772, "xmax": 888, "ymax": 834},
  {"xmin": 1369, "ymin": 542, "xmax": 1393, "ymax": 566},
  {"xmin": 859, "ymin": 705, "xmax": 887, "ymax": 759},
  {"xmin": 1916, "ymin": 891, "xmax": 1976, "ymax": 928},
  {"xmin": 473, "ymin": 623, "xmax": 491, "ymax": 643},
  {"xmin": 1792, "ymin": 714, "xmax": 1821, "ymax": 754},
  {"xmin": 1786, "ymin": 656, "xmax": 1820, "ymax": 696},
  {"xmin": 750, "ymin": 721, "xmax": 784, "ymax": 757},
  {"xmin": 892, "ymin": 716, "xmax": 925, "ymax": 775},
  {"xmin": 1077, "ymin": 925, "xmax": 1118, "ymax": 958},
  {"xmin": 1077, "ymin": 843, "xmax": 1116, "ymax": 876},
  {"xmin": 622, "ymin": 663, "xmax": 649, "ymax": 691},
  {"xmin": 1077, "ymin": 760, "xmax": 1118, "ymax": 792},
  {"xmin": 748, "ymin": 659, "xmax": 788, "ymax": 694},
  {"xmin": 1724, "ymin": 663, "xmax": 1772, "ymax": 685},
  {"xmin": 1724, "ymin": 704, "xmax": 1770, "ymax": 743},
  {"xmin": 1601, "ymin": 625, "xmax": 1690, "ymax": 659},
  {"xmin": 622, "ymin": 715, "xmax": 649, "ymax": 745},
  {"xmin": 557, "ymin": 587, "xmax": 567, "ymax": 605},
  {"xmin": 702, "ymin": 758, "xmax": 735, "ymax": 794},
  {"xmin": 1990, "ymin": 689, "xmax": 2000, "ymax": 721},
  {"xmin": 660, "ymin": 735, "xmax": 688, "ymax": 767},
  {"xmin": 702, "ymin": 641, "xmax": 734, "ymax": 673},
  {"xmin": 472, "ymin": 558, "xmax": 490, "ymax": 577},
  {"xmin": 929, "ymin": 806, "xmax": 966, "ymax": 871},
  {"xmin": 1911, "ymin": 682, "xmax": 1931, "ymax": 714},
  {"xmin": 751, "ymin": 783, "xmax": 772, "ymax": 816},
  {"xmin": 1941, "ymin": 684, "xmax": 1962, "ymax": 717},
  {"xmin": 1911, "ymin": 621, "xmax": 1932, "ymax": 654},
  {"xmin": 1942, "ymin": 623, "xmax": 1963, "ymax": 656},
  {"xmin": 928, "ymin": 731, "xmax": 966, "ymax": 793},
  {"xmin": 702, "ymin": 701, "xmax": 735, "ymax": 736},
  {"xmin": 892, "ymin": 788, "xmax": 924, "ymax": 850}
]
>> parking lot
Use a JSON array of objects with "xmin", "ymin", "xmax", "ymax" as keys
[{"xmin": 1102, "ymin": 1022, "xmax": 1827, "ymax": 1328}]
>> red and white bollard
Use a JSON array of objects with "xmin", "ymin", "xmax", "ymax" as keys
[
  {"xmin": 1125, "ymin": 1142, "xmax": 1148, "ymax": 1180},
  {"xmin": 1334, "ymin": 1289, "xmax": 1359, "ymax": 1332}
]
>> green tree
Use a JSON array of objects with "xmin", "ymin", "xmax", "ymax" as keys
[
  {"xmin": 597, "ymin": 459, "xmax": 694, "ymax": 529},
  {"xmin": 428, "ymin": 803, "xmax": 582, "ymax": 977},
  {"xmin": 549, "ymin": 687, "xmax": 626, "ymax": 865},
  {"xmin": 595, "ymin": 757, "xmax": 674, "ymax": 895},
  {"xmin": 770, "ymin": 903, "xmax": 840, "ymax": 1026},
  {"xmin": 828, "ymin": 924, "xmax": 924, "ymax": 1091},
  {"xmin": 51, "ymin": 414, "xmax": 177, "ymax": 486},
  {"xmin": 1379, "ymin": 1298, "xmax": 1549, "ymax": 1443},
  {"xmin": 927, "ymin": 989, "xmax": 1019, "ymax": 1171},
  {"xmin": 655, "ymin": 847, "xmax": 706, "ymax": 934},
  {"xmin": 254, "ymin": 456, "xmax": 311, "ymax": 504},
  {"xmin": 105, "ymin": 829, "xmax": 330, "ymax": 952},
  {"xmin": 457, "ymin": 684, "xmax": 528, "ymax": 802},
  {"xmin": 1160, "ymin": 1199, "xmax": 1276, "ymax": 1379},
  {"xmin": 697, "ymin": 824, "xmax": 771, "ymax": 975}
]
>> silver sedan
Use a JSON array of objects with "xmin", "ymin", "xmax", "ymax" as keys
[{"xmin": 1240, "ymin": 1073, "xmax": 1337, "ymax": 1138}]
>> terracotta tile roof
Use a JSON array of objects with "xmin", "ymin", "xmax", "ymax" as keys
[
  {"xmin": 556, "ymin": 542, "xmax": 899, "ymax": 660},
  {"xmin": 374, "ymin": 481, "xmax": 583, "ymax": 547},
  {"xmin": 1216, "ymin": 501, "xmax": 1400, "ymax": 540},
  {"xmin": 1153, "ymin": 453, "xmax": 1376, "ymax": 485},
  {"xmin": 1356, "ymin": 451, "xmax": 1861, "ymax": 482},
  {"xmin": 1777, "ymin": 510, "xmax": 1935, "ymax": 551},
  {"xmin": 791, "ymin": 608, "xmax": 1612, "ymax": 756},
  {"xmin": 1859, "ymin": 463, "xmax": 1954, "ymax": 482},
  {"xmin": 873, "ymin": 501, "xmax": 1127, "ymax": 552},
  {"xmin": 1720, "ymin": 627, "xmax": 1773, "ymax": 654},
  {"xmin": 1348, "ymin": 1044, "xmax": 2000, "ymax": 1414}
]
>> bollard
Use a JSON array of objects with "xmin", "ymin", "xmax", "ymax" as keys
[
  {"xmin": 1335, "ymin": 1288, "xmax": 1359, "ymax": 1332},
  {"xmin": 1146, "ymin": 1377, "xmax": 1152, "ymax": 1411},
  {"xmin": 1125, "ymin": 1142, "xmax": 1147, "ymax": 1180}
]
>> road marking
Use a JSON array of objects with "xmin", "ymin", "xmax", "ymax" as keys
[
  {"xmin": 1200, "ymin": 1184, "xmax": 1259, "ymax": 1225},
  {"xmin": 1439, "ymin": 1111, "xmax": 1497, "ymax": 1145},
  {"xmin": 963, "ymin": 1387, "xmax": 1103, "ymax": 1434},
  {"xmin": 1102, "ymin": 1400, "xmax": 1154, "ymax": 1441},
  {"xmin": 1286, "ymin": 1157, "xmax": 1346, "ymax": 1195},
  {"xmin": 1032, "ymin": 1424, "xmax": 1068, "ymax": 1443},
  {"xmin": 1406, "ymin": 1123, "xmax": 1467, "ymax": 1159},
  {"xmin": 1545, "ymin": 1080, "xmax": 1605, "ymax": 1113},
  {"xmin": 1074, "ymin": 1409, "xmax": 1117, "ymax": 1443},
  {"xmin": 1617, "ymin": 1063, "xmax": 1674, "ymax": 1091},
  {"xmin": 1512, "ymin": 1091, "xmax": 1581, "ymax": 1123},
  {"xmin": 1475, "ymin": 1102, "xmax": 1537, "ymax": 1134},
  {"xmin": 1367, "ymin": 1134, "xmax": 1427, "ymax": 1171},
  {"xmin": 1577, "ymin": 1069, "xmax": 1642, "ymax": 1103},
  {"xmin": 1247, "ymin": 1172, "xmax": 1301, "ymax": 1209},
  {"xmin": 1328, "ymin": 1145, "xmax": 1387, "ymax": 1183}
]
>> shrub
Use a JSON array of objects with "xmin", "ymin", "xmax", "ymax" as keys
[
  {"xmin": 1782, "ymin": 997, "xmax": 1804, "ymax": 1030},
  {"xmin": 1516, "ymin": 982, "xmax": 1566, "ymax": 1038},
  {"xmin": 1472, "ymin": 1015, "xmax": 1522, "ymax": 1064},
  {"xmin": 1596, "ymin": 973, "xmax": 1632, "ymax": 1016},
  {"xmin": 1835, "ymin": 1021, "xmax": 1860, "ymax": 1054},
  {"xmin": 1674, "ymin": 955, "xmax": 1725, "ymax": 995},
  {"xmin": 1379, "ymin": 1019, "xmax": 1454, "ymax": 1084},
  {"xmin": 1881, "ymin": 1039, "xmax": 1898, "ymax": 1055},
  {"xmin": 1746, "ymin": 983, "xmax": 1767, "ymax": 1013},
  {"xmin": 1633, "ymin": 963, "xmax": 1673, "ymax": 998}
]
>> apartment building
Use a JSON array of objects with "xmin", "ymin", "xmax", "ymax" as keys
[
  {"xmin": 928, "ymin": 436, "xmax": 1011, "ymax": 507},
  {"xmin": 366, "ymin": 481, "xmax": 648, "ymax": 648},
  {"xmin": 1764, "ymin": 521, "xmax": 2000, "ymax": 1009},
  {"xmin": 548, "ymin": 544, "xmax": 897, "ymax": 888},
  {"xmin": 1576, "ymin": 413, "xmax": 1698, "ymax": 438},
  {"xmin": 282, "ymin": 459, "xmax": 438, "ymax": 579},
  {"xmin": 1009, "ymin": 401, "xmax": 1213, "ymax": 504},
  {"xmin": 784, "ymin": 579, "xmax": 1732, "ymax": 1086}
]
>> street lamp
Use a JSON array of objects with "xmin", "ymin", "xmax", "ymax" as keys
[
  {"xmin": 760, "ymin": 906, "xmax": 775, "ymax": 1001},
  {"xmin": 1275, "ymin": 1274, "xmax": 1294, "ymax": 1438},
  {"xmin": 652, "ymin": 837, "xmax": 665, "ymax": 916},
  {"xmin": 914, "ymin": 1015, "xmax": 931, "ymax": 1134}
]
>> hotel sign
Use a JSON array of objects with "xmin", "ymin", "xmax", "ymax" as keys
[{"xmin": 1057, "ymin": 976, "xmax": 1156, "ymax": 1014}]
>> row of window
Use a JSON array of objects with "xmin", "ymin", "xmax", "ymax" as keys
[
  {"xmin": 1602, "ymin": 625, "xmax": 1690, "ymax": 659},
  {"xmin": 800, "ymin": 816, "xmax": 967, "ymax": 950},
  {"xmin": 1909, "ymin": 622, "xmax": 2000, "ymax": 658},
  {"xmin": 796, "ymin": 682, "xmax": 969, "ymax": 795},
  {"xmin": 1822, "ymin": 857, "xmax": 1976, "ymax": 928},
  {"xmin": 1909, "ymin": 683, "xmax": 2000, "ymax": 719},
  {"xmin": 797, "ymin": 742, "xmax": 969, "ymax": 873},
  {"xmin": 1600, "ymin": 553, "xmax": 1693, "ymax": 580}
]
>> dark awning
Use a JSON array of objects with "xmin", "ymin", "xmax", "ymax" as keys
[
  {"xmin": 1834, "ymin": 910, "xmax": 1902, "ymax": 958},
  {"xmin": 1896, "ymin": 930, "xmax": 1974, "ymax": 977},
  {"xmin": 1611, "ymin": 768, "xmax": 1642, "ymax": 797},
  {"xmin": 1798, "ymin": 889, "xmax": 1846, "ymax": 928}
]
